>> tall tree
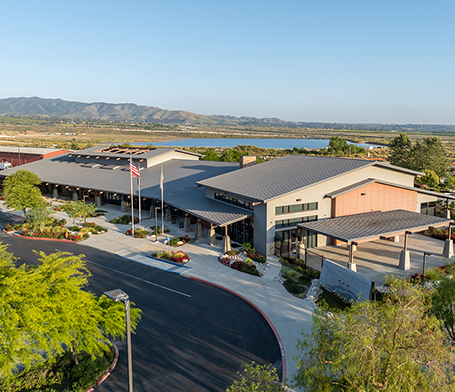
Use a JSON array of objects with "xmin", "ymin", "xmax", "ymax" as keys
[
  {"xmin": 24, "ymin": 204, "xmax": 55, "ymax": 230},
  {"xmin": 0, "ymin": 248, "xmax": 141, "ymax": 376},
  {"xmin": 2, "ymin": 170, "xmax": 46, "ymax": 214},
  {"xmin": 61, "ymin": 200, "xmax": 97, "ymax": 226},
  {"xmin": 387, "ymin": 133, "xmax": 413, "ymax": 168},
  {"xmin": 411, "ymin": 137, "xmax": 450, "ymax": 178},
  {"xmin": 293, "ymin": 279, "xmax": 455, "ymax": 391},
  {"xmin": 327, "ymin": 136, "xmax": 349, "ymax": 157},
  {"xmin": 431, "ymin": 265, "xmax": 455, "ymax": 340}
]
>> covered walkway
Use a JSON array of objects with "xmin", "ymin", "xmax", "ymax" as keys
[{"xmin": 298, "ymin": 209, "xmax": 453, "ymax": 272}]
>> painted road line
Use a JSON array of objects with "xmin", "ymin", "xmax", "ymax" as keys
[{"xmin": 54, "ymin": 248, "xmax": 191, "ymax": 298}]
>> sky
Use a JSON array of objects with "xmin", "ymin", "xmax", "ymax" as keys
[{"xmin": 1, "ymin": 0, "xmax": 454, "ymax": 124}]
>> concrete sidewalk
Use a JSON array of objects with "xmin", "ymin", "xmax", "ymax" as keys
[{"xmin": 1, "ymin": 201, "xmax": 314, "ymax": 387}]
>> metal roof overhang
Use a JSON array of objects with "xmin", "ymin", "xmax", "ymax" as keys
[
  {"xmin": 164, "ymin": 187, "xmax": 253, "ymax": 227},
  {"xmin": 298, "ymin": 209, "xmax": 453, "ymax": 244}
]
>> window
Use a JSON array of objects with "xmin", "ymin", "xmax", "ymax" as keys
[
  {"xmin": 275, "ymin": 215, "xmax": 317, "ymax": 229},
  {"xmin": 275, "ymin": 202, "xmax": 318, "ymax": 215},
  {"xmin": 214, "ymin": 193, "xmax": 253, "ymax": 210},
  {"xmin": 420, "ymin": 201, "xmax": 436, "ymax": 216}
]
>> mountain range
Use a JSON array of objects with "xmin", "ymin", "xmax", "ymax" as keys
[{"xmin": 0, "ymin": 96, "xmax": 454, "ymax": 133}]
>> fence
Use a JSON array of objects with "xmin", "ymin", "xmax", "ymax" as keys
[{"xmin": 305, "ymin": 249, "xmax": 324, "ymax": 271}]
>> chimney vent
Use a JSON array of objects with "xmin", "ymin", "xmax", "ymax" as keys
[{"xmin": 239, "ymin": 155, "xmax": 257, "ymax": 169}]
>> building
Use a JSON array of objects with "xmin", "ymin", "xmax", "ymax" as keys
[
  {"xmin": 0, "ymin": 146, "xmax": 70, "ymax": 167},
  {"xmin": 2, "ymin": 147, "xmax": 453, "ymax": 269}
]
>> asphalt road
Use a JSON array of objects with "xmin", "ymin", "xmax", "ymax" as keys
[{"xmin": 0, "ymin": 214, "xmax": 282, "ymax": 392}]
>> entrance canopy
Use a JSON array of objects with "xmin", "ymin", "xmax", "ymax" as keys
[{"xmin": 298, "ymin": 209, "xmax": 453, "ymax": 244}]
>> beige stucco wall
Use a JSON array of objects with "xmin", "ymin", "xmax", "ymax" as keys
[
  {"xmin": 333, "ymin": 183, "xmax": 417, "ymax": 217},
  {"xmin": 263, "ymin": 165, "xmax": 420, "ymax": 253}
]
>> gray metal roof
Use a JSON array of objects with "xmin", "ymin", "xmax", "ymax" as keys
[
  {"xmin": 298, "ymin": 209, "xmax": 452, "ymax": 243},
  {"xmin": 325, "ymin": 178, "xmax": 455, "ymax": 200},
  {"xmin": 74, "ymin": 146, "xmax": 202, "ymax": 160},
  {"xmin": 165, "ymin": 187, "xmax": 253, "ymax": 227},
  {"xmin": 2, "ymin": 154, "xmax": 238, "ymax": 200},
  {"xmin": 197, "ymin": 156, "xmax": 388, "ymax": 202}
]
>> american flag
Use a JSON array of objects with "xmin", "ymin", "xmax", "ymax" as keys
[{"xmin": 129, "ymin": 158, "xmax": 140, "ymax": 178}]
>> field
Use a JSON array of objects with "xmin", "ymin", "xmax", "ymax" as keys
[{"xmin": 1, "ymin": 116, "xmax": 455, "ymax": 155}]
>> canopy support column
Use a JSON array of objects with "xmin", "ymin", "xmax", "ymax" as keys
[
  {"xmin": 443, "ymin": 222, "xmax": 454, "ymax": 258},
  {"xmin": 347, "ymin": 241, "xmax": 357, "ymax": 271},
  {"xmin": 399, "ymin": 231, "xmax": 412, "ymax": 270}
]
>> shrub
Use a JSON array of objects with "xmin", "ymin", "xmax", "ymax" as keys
[
  {"xmin": 252, "ymin": 255, "xmax": 267, "ymax": 264},
  {"xmin": 285, "ymin": 270, "xmax": 300, "ymax": 280},
  {"xmin": 83, "ymin": 233, "xmax": 90, "ymax": 239},
  {"xmin": 170, "ymin": 235, "xmax": 190, "ymax": 246},
  {"xmin": 126, "ymin": 228, "xmax": 148, "ymax": 238},
  {"xmin": 58, "ymin": 218, "xmax": 67, "ymax": 225},
  {"xmin": 285, "ymin": 277, "xmax": 302, "ymax": 294},
  {"xmin": 82, "ymin": 222, "xmax": 96, "ymax": 228},
  {"xmin": 425, "ymin": 267, "xmax": 444, "ymax": 281},
  {"xmin": 13, "ymin": 223, "xmax": 22, "ymax": 230},
  {"xmin": 71, "ymin": 226, "xmax": 80, "ymax": 231},
  {"xmin": 4, "ymin": 224, "xmax": 13, "ymax": 232},
  {"xmin": 42, "ymin": 226, "xmax": 52, "ymax": 234},
  {"xmin": 155, "ymin": 250, "xmax": 190, "ymax": 263}
]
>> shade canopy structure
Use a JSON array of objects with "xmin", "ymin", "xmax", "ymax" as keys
[{"xmin": 298, "ymin": 209, "xmax": 453, "ymax": 244}]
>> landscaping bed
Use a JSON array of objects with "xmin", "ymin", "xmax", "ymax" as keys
[
  {"xmin": 109, "ymin": 214, "xmax": 139, "ymax": 224},
  {"xmin": 219, "ymin": 244, "xmax": 269, "ymax": 277},
  {"xmin": 126, "ymin": 227, "xmax": 149, "ymax": 238},
  {"xmin": 151, "ymin": 250, "xmax": 190, "ymax": 264},
  {"xmin": 278, "ymin": 256, "xmax": 321, "ymax": 297},
  {"xmin": 6, "ymin": 220, "xmax": 108, "ymax": 242},
  {"xmin": 170, "ymin": 234, "xmax": 190, "ymax": 246}
]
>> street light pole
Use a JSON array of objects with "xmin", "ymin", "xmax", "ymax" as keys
[
  {"xmin": 104, "ymin": 289, "xmax": 133, "ymax": 392},
  {"xmin": 155, "ymin": 206, "xmax": 159, "ymax": 243}
]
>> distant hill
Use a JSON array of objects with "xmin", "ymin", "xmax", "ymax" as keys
[{"xmin": 0, "ymin": 96, "xmax": 454, "ymax": 133}]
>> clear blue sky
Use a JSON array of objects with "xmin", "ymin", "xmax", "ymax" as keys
[{"xmin": 1, "ymin": 0, "xmax": 454, "ymax": 124}]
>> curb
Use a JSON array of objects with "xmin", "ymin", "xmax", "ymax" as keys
[
  {"xmin": 12, "ymin": 233, "xmax": 82, "ymax": 243},
  {"xmin": 84, "ymin": 343, "xmax": 119, "ymax": 392},
  {"xmin": 189, "ymin": 276, "xmax": 287, "ymax": 382}
]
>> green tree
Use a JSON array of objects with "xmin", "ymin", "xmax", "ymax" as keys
[
  {"xmin": 226, "ymin": 362, "xmax": 285, "ymax": 392},
  {"xmin": 411, "ymin": 137, "xmax": 450, "ymax": 177},
  {"xmin": 24, "ymin": 204, "xmax": 54, "ymax": 231},
  {"xmin": 388, "ymin": 133, "xmax": 413, "ymax": 168},
  {"xmin": 447, "ymin": 175, "xmax": 455, "ymax": 191},
  {"xmin": 327, "ymin": 136, "xmax": 348, "ymax": 156},
  {"xmin": 61, "ymin": 200, "xmax": 97, "ymax": 226},
  {"xmin": 2, "ymin": 170, "xmax": 46, "ymax": 214},
  {"xmin": 293, "ymin": 279, "xmax": 455, "ymax": 391},
  {"xmin": 220, "ymin": 148, "xmax": 246, "ymax": 162},
  {"xmin": 431, "ymin": 266, "xmax": 455, "ymax": 340},
  {"xmin": 202, "ymin": 149, "xmax": 220, "ymax": 161},
  {"xmin": 0, "ymin": 248, "xmax": 141, "ymax": 376},
  {"xmin": 416, "ymin": 169, "xmax": 440, "ymax": 189}
]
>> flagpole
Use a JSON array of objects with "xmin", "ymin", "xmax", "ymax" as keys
[
  {"xmin": 160, "ymin": 165, "xmax": 164, "ymax": 238},
  {"xmin": 138, "ymin": 168, "xmax": 141, "ymax": 226},
  {"xmin": 138, "ymin": 176, "xmax": 141, "ymax": 226},
  {"xmin": 130, "ymin": 153, "xmax": 135, "ymax": 236}
]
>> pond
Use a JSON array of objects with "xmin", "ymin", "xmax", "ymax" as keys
[{"xmin": 317, "ymin": 287, "xmax": 351, "ymax": 310}]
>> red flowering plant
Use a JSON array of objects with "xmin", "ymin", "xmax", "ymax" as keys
[{"xmin": 126, "ymin": 228, "xmax": 149, "ymax": 238}]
